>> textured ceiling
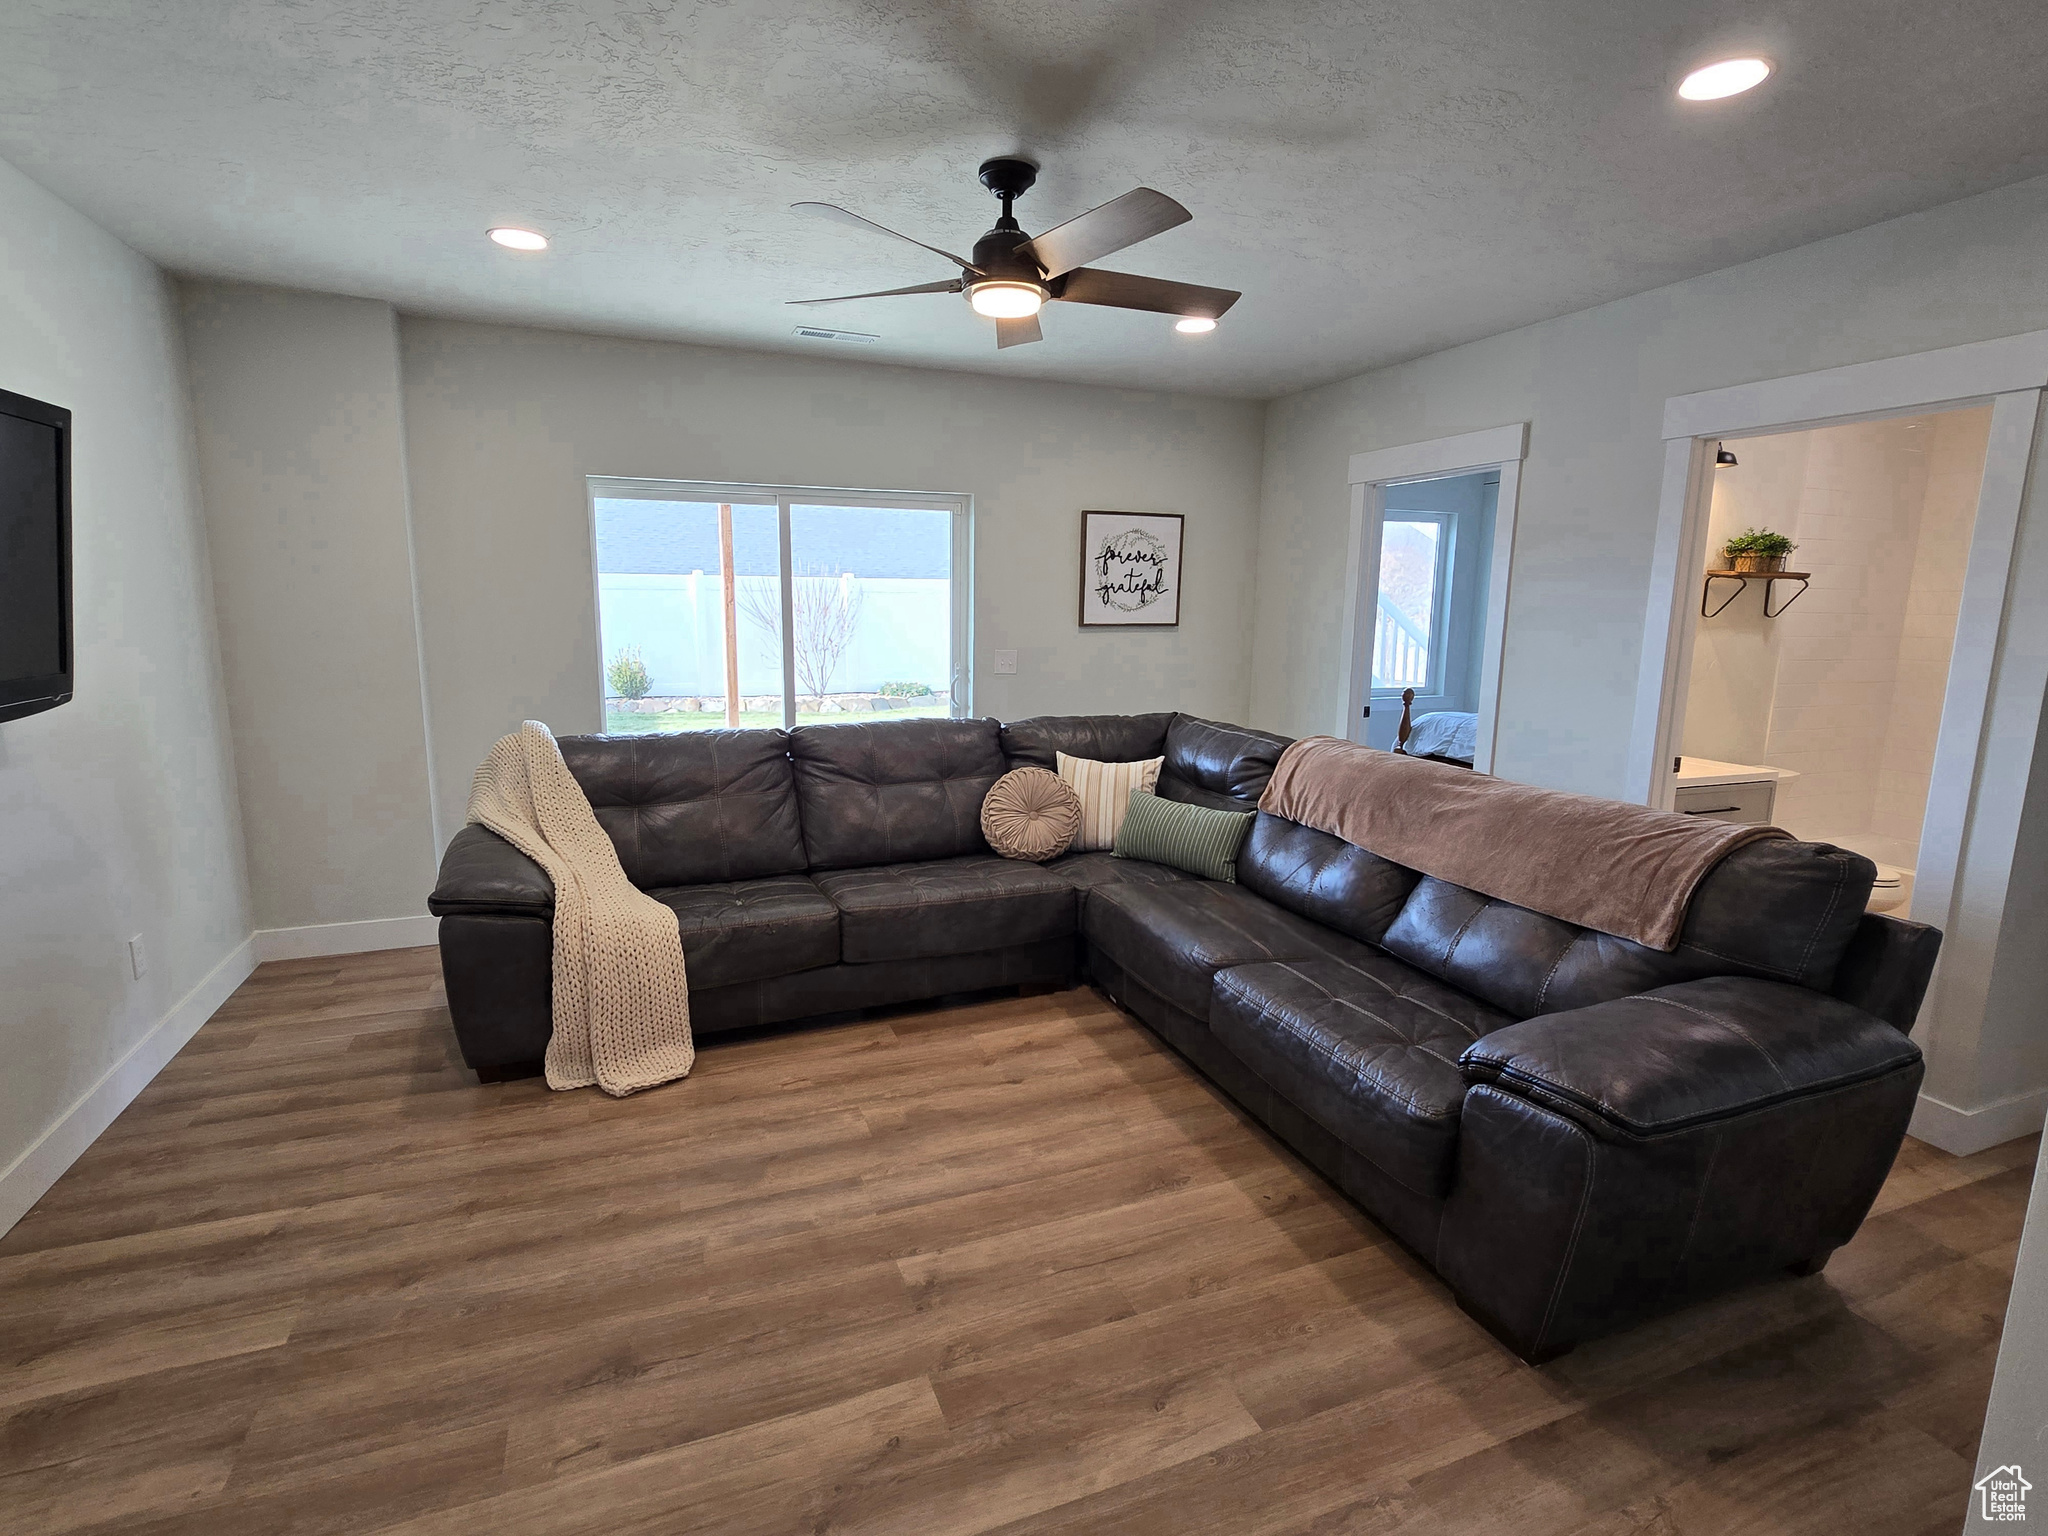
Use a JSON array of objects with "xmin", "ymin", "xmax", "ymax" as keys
[{"xmin": 5, "ymin": 1, "xmax": 2048, "ymax": 397}]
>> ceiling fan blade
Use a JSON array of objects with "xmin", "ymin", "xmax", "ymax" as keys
[
  {"xmin": 1052, "ymin": 267, "xmax": 1240, "ymax": 319},
  {"xmin": 792, "ymin": 202, "xmax": 983, "ymax": 275},
  {"xmin": 1015, "ymin": 188, "xmax": 1190, "ymax": 280},
  {"xmin": 787, "ymin": 279, "xmax": 963, "ymax": 306},
  {"xmin": 995, "ymin": 313, "xmax": 1042, "ymax": 349}
]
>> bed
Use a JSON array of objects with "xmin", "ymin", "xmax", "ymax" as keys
[{"xmin": 1392, "ymin": 688, "xmax": 1477, "ymax": 768}]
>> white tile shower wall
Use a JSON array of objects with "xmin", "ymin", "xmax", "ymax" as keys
[
  {"xmin": 1762, "ymin": 417, "xmax": 1933, "ymax": 846},
  {"xmin": 1682, "ymin": 408, "xmax": 1990, "ymax": 868},
  {"xmin": 1870, "ymin": 409, "xmax": 1990, "ymax": 854}
]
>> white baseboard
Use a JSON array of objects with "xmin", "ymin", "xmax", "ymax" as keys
[
  {"xmin": 253, "ymin": 914, "xmax": 439, "ymax": 962},
  {"xmin": 0, "ymin": 936, "xmax": 257, "ymax": 1236},
  {"xmin": 1911, "ymin": 1088, "xmax": 2048, "ymax": 1157}
]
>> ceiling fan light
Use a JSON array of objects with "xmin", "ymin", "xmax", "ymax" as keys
[
  {"xmin": 487, "ymin": 226, "xmax": 549, "ymax": 251},
  {"xmin": 1175, "ymin": 316, "xmax": 1217, "ymax": 334},
  {"xmin": 1677, "ymin": 57, "xmax": 1773, "ymax": 101},
  {"xmin": 968, "ymin": 281, "xmax": 1044, "ymax": 319}
]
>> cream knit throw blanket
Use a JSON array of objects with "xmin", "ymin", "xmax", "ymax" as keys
[{"xmin": 466, "ymin": 722, "xmax": 694, "ymax": 1095}]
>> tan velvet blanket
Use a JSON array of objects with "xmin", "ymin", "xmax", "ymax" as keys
[
  {"xmin": 467, "ymin": 722, "xmax": 694, "ymax": 1095},
  {"xmin": 1259, "ymin": 737, "xmax": 1787, "ymax": 951}
]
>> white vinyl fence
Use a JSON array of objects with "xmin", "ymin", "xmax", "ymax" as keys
[{"xmin": 599, "ymin": 573, "xmax": 951, "ymax": 698}]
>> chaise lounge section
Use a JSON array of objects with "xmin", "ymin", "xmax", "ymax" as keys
[{"xmin": 428, "ymin": 711, "xmax": 1938, "ymax": 1362}]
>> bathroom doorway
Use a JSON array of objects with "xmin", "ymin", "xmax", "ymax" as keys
[
  {"xmin": 1632, "ymin": 337, "xmax": 2048, "ymax": 1151},
  {"xmin": 1668, "ymin": 405, "xmax": 1993, "ymax": 919}
]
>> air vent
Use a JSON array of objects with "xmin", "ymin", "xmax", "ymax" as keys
[{"xmin": 792, "ymin": 326, "xmax": 879, "ymax": 345}]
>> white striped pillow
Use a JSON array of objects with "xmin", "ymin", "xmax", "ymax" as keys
[{"xmin": 1056, "ymin": 752, "xmax": 1165, "ymax": 852}]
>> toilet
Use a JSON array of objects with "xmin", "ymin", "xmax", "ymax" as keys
[{"xmin": 1867, "ymin": 863, "xmax": 1914, "ymax": 914}]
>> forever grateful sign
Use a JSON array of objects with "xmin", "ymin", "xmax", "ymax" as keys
[{"xmin": 1079, "ymin": 510, "xmax": 1183, "ymax": 628}]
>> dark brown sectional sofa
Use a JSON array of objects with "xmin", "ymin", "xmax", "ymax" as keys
[{"xmin": 428, "ymin": 712, "xmax": 1940, "ymax": 1362}]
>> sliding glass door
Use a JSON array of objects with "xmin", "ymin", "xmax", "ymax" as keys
[{"xmin": 590, "ymin": 479, "xmax": 970, "ymax": 733}]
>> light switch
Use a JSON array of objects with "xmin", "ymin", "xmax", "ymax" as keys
[
  {"xmin": 992, "ymin": 649, "xmax": 1018, "ymax": 675},
  {"xmin": 128, "ymin": 935, "xmax": 148, "ymax": 979}
]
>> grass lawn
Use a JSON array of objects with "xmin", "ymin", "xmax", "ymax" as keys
[{"xmin": 604, "ymin": 703, "xmax": 951, "ymax": 735}]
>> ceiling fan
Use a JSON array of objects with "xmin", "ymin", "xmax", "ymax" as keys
[{"xmin": 788, "ymin": 158, "xmax": 1240, "ymax": 349}]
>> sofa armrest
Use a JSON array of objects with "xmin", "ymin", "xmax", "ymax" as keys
[
  {"xmin": 1826, "ymin": 911, "xmax": 1941, "ymax": 1031},
  {"xmin": 428, "ymin": 825, "xmax": 554, "ymax": 917},
  {"xmin": 1460, "ymin": 974, "xmax": 1921, "ymax": 1143},
  {"xmin": 1443, "ymin": 973, "xmax": 1923, "ymax": 1360}
]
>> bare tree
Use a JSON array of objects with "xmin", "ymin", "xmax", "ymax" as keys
[{"xmin": 739, "ymin": 569, "xmax": 865, "ymax": 711}]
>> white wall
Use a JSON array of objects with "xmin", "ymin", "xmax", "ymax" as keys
[
  {"xmin": 1971, "ymin": 1133, "xmax": 2048, "ymax": 1532},
  {"xmin": 180, "ymin": 282, "xmax": 441, "ymax": 932},
  {"xmin": 0, "ymin": 158, "xmax": 250, "ymax": 1228},
  {"xmin": 1874, "ymin": 411, "xmax": 1989, "ymax": 854},
  {"xmin": 399, "ymin": 318, "xmax": 1267, "ymax": 841},
  {"xmin": 1758, "ymin": 418, "xmax": 1929, "ymax": 857},
  {"xmin": 1252, "ymin": 173, "xmax": 2048, "ymax": 796}
]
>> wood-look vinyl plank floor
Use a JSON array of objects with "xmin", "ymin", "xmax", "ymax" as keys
[{"xmin": 0, "ymin": 946, "xmax": 2033, "ymax": 1535}]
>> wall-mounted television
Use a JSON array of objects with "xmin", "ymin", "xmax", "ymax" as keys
[{"xmin": 0, "ymin": 388, "xmax": 72, "ymax": 725}]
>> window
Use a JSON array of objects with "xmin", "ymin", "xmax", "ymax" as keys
[
  {"xmin": 590, "ymin": 479, "xmax": 970, "ymax": 733},
  {"xmin": 1371, "ymin": 512, "xmax": 1452, "ymax": 693}
]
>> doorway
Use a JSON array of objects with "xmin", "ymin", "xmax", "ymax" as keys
[
  {"xmin": 1362, "ymin": 470, "xmax": 1500, "ymax": 752},
  {"xmin": 1339, "ymin": 422, "xmax": 1526, "ymax": 771},
  {"xmin": 1671, "ymin": 407, "xmax": 1994, "ymax": 920},
  {"xmin": 1628, "ymin": 331, "xmax": 2048, "ymax": 1153}
]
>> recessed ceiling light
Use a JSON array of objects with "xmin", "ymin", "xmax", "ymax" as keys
[
  {"xmin": 487, "ymin": 227, "xmax": 549, "ymax": 251},
  {"xmin": 1175, "ymin": 317, "xmax": 1218, "ymax": 335},
  {"xmin": 1678, "ymin": 57, "xmax": 1773, "ymax": 101}
]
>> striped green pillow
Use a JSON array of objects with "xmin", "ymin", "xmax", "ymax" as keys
[{"xmin": 1111, "ymin": 789, "xmax": 1256, "ymax": 882}]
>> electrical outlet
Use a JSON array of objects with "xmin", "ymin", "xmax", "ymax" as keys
[
  {"xmin": 128, "ymin": 935, "xmax": 148, "ymax": 980},
  {"xmin": 992, "ymin": 649, "xmax": 1018, "ymax": 675}
]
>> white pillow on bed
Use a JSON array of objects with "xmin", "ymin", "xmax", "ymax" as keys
[{"xmin": 1404, "ymin": 711, "xmax": 1478, "ymax": 763}]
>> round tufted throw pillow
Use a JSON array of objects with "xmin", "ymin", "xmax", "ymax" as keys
[{"xmin": 981, "ymin": 767, "xmax": 1084, "ymax": 862}]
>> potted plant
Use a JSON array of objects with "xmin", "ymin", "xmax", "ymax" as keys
[{"xmin": 1720, "ymin": 527, "xmax": 1796, "ymax": 574}]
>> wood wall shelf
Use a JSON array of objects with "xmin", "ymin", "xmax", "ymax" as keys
[{"xmin": 1702, "ymin": 569, "xmax": 1811, "ymax": 619}]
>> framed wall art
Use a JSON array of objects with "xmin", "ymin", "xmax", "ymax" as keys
[{"xmin": 1078, "ymin": 510, "xmax": 1183, "ymax": 628}]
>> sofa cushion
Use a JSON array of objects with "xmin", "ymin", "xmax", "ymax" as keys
[
  {"xmin": 1211, "ymin": 956, "xmax": 1513, "ymax": 1198},
  {"xmin": 559, "ymin": 729, "xmax": 804, "ymax": 887},
  {"xmin": 1083, "ymin": 879, "xmax": 1378, "ymax": 1018},
  {"xmin": 1002, "ymin": 712, "xmax": 1176, "ymax": 772},
  {"xmin": 786, "ymin": 720, "xmax": 1003, "ymax": 872},
  {"xmin": 649, "ymin": 875, "xmax": 840, "ymax": 991},
  {"xmin": 1237, "ymin": 812, "xmax": 1421, "ymax": 944},
  {"xmin": 1828, "ymin": 911, "xmax": 1943, "ymax": 1031},
  {"xmin": 1158, "ymin": 714, "xmax": 1292, "ymax": 810},
  {"xmin": 1380, "ymin": 839, "xmax": 1875, "ymax": 1020},
  {"xmin": 1041, "ymin": 850, "xmax": 1190, "ymax": 914},
  {"xmin": 791, "ymin": 718, "xmax": 1008, "ymax": 871},
  {"xmin": 813, "ymin": 856, "xmax": 1076, "ymax": 963}
]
